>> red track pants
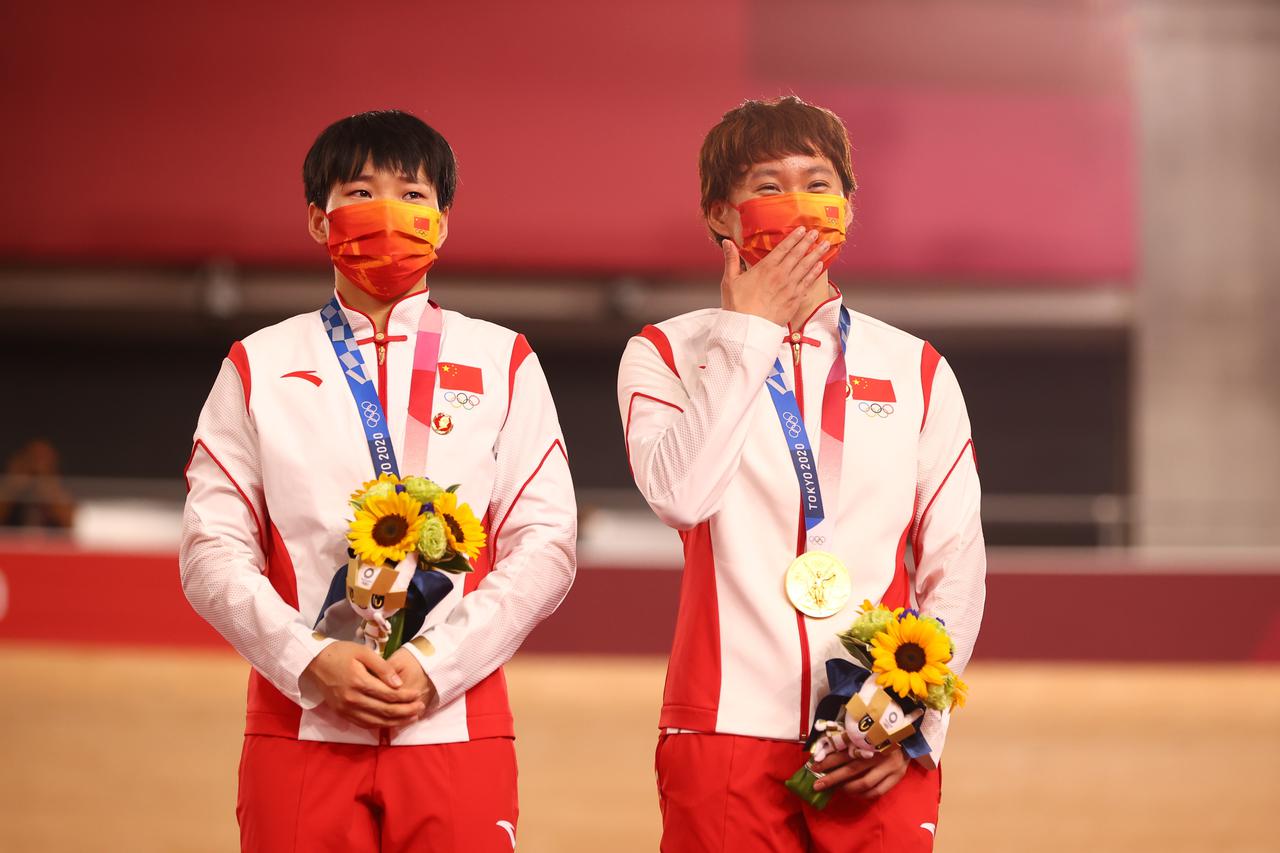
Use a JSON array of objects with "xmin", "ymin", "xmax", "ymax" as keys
[
  {"xmin": 656, "ymin": 732, "xmax": 940, "ymax": 852},
  {"xmin": 236, "ymin": 734, "xmax": 519, "ymax": 853}
]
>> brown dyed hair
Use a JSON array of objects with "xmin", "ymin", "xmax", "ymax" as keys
[{"xmin": 699, "ymin": 96, "xmax": 857, "ymax": 238}]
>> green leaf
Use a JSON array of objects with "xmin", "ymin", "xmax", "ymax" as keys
[
  {"xmin": 838, "ymin": 631, "xmax": 876, "ymax": 669},
  {"xmin": 446, "ymin": 484, "xmax": 460, "ymax": 493},
  {"xmin": 432, "ymin": 552, "xmax": 474, "ymax": 574},
  {"xmin": 382, "ymin": 610, "xmax": 407, "ymax": 659},
  {"xmin": 783, "ymin": 764, "xmax": 831, "ymax": 811}
]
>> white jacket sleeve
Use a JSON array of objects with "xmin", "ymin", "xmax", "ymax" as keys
[
  {"xmin": 618, "ymin": 311, "xmax": 785, "ymax": 529},
  {"xmin": 911, "ymin": 355, "xmax": 986, "ymax": 768},
  {"xmin": 180, "ymin": 357, "xmax": 335, "ymax": 708},
  {"xmin": 404, "ymin": 350, "xmax": 577, "ymax": 707}
]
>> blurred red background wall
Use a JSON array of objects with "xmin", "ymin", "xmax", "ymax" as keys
[
  {"xmin": 3, "ymin": 544, "xmax": 1277, "ymax": 661},
  {"xmin": 0, "ymin": 1, "xmax": 1134, "ymax": 280}
]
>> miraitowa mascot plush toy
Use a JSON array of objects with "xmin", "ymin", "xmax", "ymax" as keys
[
  {"xmin": 314, "ymin": 548, "xmax": 454, "ymax": 654},
  {"xmin": 785, "ymin": 602, "xmax": 967, "ymax": 810},
  {"xmin": 786, "ymin": 659, "xmax": 933, "ymax": 809}
]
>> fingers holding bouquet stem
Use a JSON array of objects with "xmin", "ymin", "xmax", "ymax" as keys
[
  {"xmin": 354, "ymin": 644, "xmax": 402, "ymax": 688},
  {"xmin": 352, "ymin": 645, "xmax": 420, "ymax": 704},
  {"xmin": 811, "ymin": 747, "xmax": 910, "ymax": 800},
  {"xmin": 389, "ymin": 647, "xmax": 438, "ymax": 710},
  {"xmin": 810, "ymin": 747, "xmax": 872, "ymax": 779},
  {"xmin": 345, "ymin": 692, "xmax": 426, "ymax": 729},
  {"xmin": 303, "ymin": 641, "xmax": 426, "ymax": 729}
]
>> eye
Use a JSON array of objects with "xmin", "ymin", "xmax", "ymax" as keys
[
  {"xmin": 754, "ymin": 183, "xmax": 781, "ymax": 194},
  {"xmin": 809, "ymin": 182, "xmax": 830, "ymax": 191},
  {"xmin": 404, "ymin": 191, "xmax": 425, "ymax": 200},
  {"xmin": 858, "ymin": 715, "xmax": 874, "ymax": 733},
  {"xmin": 350, "ymin": 189, "xmax": 372, "ymax": 198}
]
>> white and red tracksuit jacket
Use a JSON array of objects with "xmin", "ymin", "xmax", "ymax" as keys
[
  {"xmin": 181, "ymin": 289, "xmax": 576, "ymax": 746},
  {"xmin": 618, "ymin": 292, "xmax": 985, "ymax": 765}
]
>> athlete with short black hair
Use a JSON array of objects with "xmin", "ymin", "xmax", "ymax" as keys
[{"xmin": 182, "ymin": 109, "xmax": 576, "ymax": 852}]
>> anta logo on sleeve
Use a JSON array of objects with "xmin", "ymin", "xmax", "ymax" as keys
[{"xmin": 282, "ymin": 369, "xmax": 323, "ymax": 387}]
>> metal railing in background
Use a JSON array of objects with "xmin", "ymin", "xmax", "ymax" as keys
[
  {"xmin": 6, "ymin": 477, "xmax": 1280, "ymax": 573},
  {"xmin": 0, "ymin": 266, "xmax": 1134, "ymax": 340},
  {"xmin": 982, "ymin": 493, "xmax": 1130, "ymax": 548},
  {"xmin": 0, "ymin": 477, "xmax": 1133, "ymax": 550}
]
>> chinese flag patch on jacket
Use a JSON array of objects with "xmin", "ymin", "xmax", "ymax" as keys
[
  {"xmin": 847, "ymin": 375, "xmax": 896, "ymax": 402},
  {"xmin": 439, "ymin": 363, "xmax": 484, "ymax": 394}
]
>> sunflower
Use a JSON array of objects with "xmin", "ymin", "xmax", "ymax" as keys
[
  {"xmin": 348, "ymin": 491, "xmax": 425, "ymax": 565},
  {"xmin": 433, "ymin": 491, "xmax": 487, "ymax": 560},
  {"xmin": 869, "ymin": 614, "xmax": 953, "ymax": 701}
]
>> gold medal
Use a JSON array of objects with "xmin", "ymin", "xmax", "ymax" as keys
[{"xmin": 785, "ymin": 551, "xmax": 851, "ymax": 618}]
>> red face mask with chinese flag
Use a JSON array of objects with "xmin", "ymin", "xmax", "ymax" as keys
[
  {"xmin": 734, "ymin": 192, "xmax": 848, "ymax": 269},
  {"xmin": 325, "ymin": 199, "xmax": 442, "ymax": 300}
]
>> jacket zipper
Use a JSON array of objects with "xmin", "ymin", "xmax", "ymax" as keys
[
  {"xmin": 374, "ymin": 331, "xmax": 389, "ymax": 411},
  {"xmin": 375, "ymin": 328, "xmax": 390, "ymax": 747},
  {"xmin": 790, "ymin": 323, "xmax": 813, "ymax": 740}
]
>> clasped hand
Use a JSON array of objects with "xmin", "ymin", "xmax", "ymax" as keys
[{"xmin": 301, "ymin": 641, "xmax": 437, "ymax": 730}]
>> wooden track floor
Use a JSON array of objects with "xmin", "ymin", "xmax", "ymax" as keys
[{"xmin": 1, "ymin": 646, "xmax": 1276, "ymax": 852}]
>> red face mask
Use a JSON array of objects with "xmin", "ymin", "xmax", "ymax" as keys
[
  {"xmin": 325, "ymin": 199, "xmax": 442, "ymax": 300},
  {"xmin": 734, "ymin": 193, "xmax": 848, "ymax": 269}
]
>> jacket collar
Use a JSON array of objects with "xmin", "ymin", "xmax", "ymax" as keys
[
  {"xmin": 334, "ymin": 287, "xmax": 436, "ymax": 340},
  {"xmin": 787, "ymin": 283, "xmax": 845, "ymax": 349}
]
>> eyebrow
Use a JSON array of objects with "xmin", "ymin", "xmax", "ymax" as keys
[
  {"xmin": 343, "ymin": 172, "xmax": 430, "ymax": 187},
  {"xmin": 746, "ymin": 164, "xmax": 836, "ymax": 181}
]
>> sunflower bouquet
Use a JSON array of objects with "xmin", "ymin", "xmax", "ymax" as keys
[
  {"xmin": 314, "ymin": 473, "xmax": 487, "ymax": 659},
  {"xmin": 785, "ymin": 600, "xmax": 968, "ymax": 809}
]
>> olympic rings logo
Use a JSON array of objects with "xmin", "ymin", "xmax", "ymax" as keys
[
  {"xmin": 783, "ymin": 411, "xmax": 803, "ymax": 438},
  {"xmin": 360, "ymin": 400, "xmax": 381, "ymax": 427},
  {"xmin": 444, "ymin": 391, "xmax": 480, "ymax": 410},
  {"xmin": 858, "ymin": 402, "xmax": 894, "ymax": 419}
]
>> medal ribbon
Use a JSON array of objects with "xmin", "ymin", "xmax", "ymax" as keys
[
  {"xmin": 320, "ymin": 295, "xmax": 444, "ymax": 478},
  {"xmin": 764, "ymin": 304, "xmax": 851, "ymax": 552}
]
